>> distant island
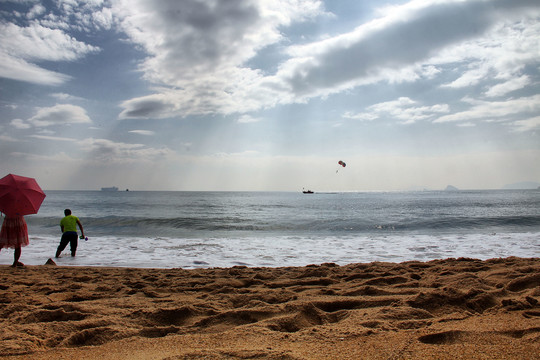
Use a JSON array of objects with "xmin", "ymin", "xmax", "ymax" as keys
[
  {"xmin": 404, "ymin": 182, "xmax": 540, "ymax": 191},
  {"xmin": 101, "ymin": 186, "xmax": 119, "ymax": 192}
]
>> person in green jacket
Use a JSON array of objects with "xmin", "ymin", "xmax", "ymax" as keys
[{"xmin": 56, "ymin": 209, "xmax": 85, "ymax": 258}]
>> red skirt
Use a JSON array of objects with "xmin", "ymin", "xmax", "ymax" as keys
[{"xmin": 0, "ymin": 216, "xmax": 29, "ymax": 249}]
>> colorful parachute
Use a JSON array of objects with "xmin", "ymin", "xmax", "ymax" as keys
[{"xmin": 338, "ymin": 160, "xmax": 346, "ymax": 167}]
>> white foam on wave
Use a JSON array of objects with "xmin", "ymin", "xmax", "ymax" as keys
[{"xmin": 1, "ymin": 232, "xmax": 538, "ymax": 268}]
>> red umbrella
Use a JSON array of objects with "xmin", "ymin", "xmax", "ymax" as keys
[{"xmin": 0, "ymin": 174, "xmax": 46, "ymax": 217}]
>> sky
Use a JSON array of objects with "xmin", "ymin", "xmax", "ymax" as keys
[{"xmin": 0, "ymin": 0, "xmax": 539, "ymax": 191}]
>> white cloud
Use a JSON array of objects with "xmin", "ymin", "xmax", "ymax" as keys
[
  {"xmin": 344, "ymin": 97, "xmax": 449, "ymax": 124},
  {"xmin": 35, "ymin": 128, "xmax": 55, "ymax": 135},
  {"xmin": 50, "ymin": 92, "xmax": 85, "ymax": 101},
  {"xmin": 0, "ymin": 135, "xmax": 19, "ymax": 142},
  {"xmin": 46, "ymin": 0, "xmax": 114, "ymax": 31},
  {"xmin": 114, "ymin": 0, "xmax": 324, "ymax": 81},
  {"xmin": 434, "ymin": 94, "xmax": 540, "ymax": 124},
  {"xmin": 0, "ymin": 1, "xmax": 114, "ymax": 90},
  {"xmin": 0, "ymin": 22, "xmax": 99, "ymax": 61},
  {"xmin": 442, "ymin": 66, "xmax": 490, "ymax": 89},
  {"xmin": 27, "ymin": 3, "xmax": 46, "ymax": 19},
  {"xmin": 0, "ymin": 53, "xmax": 71, "ymax": 85},
  {"xmin": 10, "ymin": 118, "xmax": 31, "ymax": 129},
  {"xmin": 485, "ymin": 75, "xmax": 531, "ymax": 97},
  {"xmin": 91, "ymin": 7, "xmax": 114, "ymax": 30},
  {"xmin": 128, "ymin": 130, "xmax": 155, "ymax": 136},
  {"xmin": 38, "ymin": 13, "xmax": 71, "ymax": 31},
  {"xmin": 276, "ymin": 0, "xmax": 539, "ymax": 98},
  {"xmin": 0, "ymin": 22, "xmax": 100, "ymax": 85},
  {"xmin": 113, "ymin": 0, "xmax": 326, "ymax": 118},
  {"xmin": 511, "ymin": 116, "xmax": 540, "ymax": 132},
  {"xmin": 438, "ymin": 17, "xmax": 540, "ymax": 91},
  {"xmin": 7, "ymin": 150, "xmax": 77, "ymax": 164},
  {"xmin": 28, "ymin": 104, "xmax": 92, "ymax": 127},
  {"xmin": 118, "ymin": 91, "xmax": 180, "ymax": 119},
  {"xmin": 237, "ymin": 115, "xmax": 261, "ymax": 123},
  {"xmin": 28, "ymin": 134, "xmax": 77, "ymax": 142},
  {"xmin": 342, "ymin": 112, "xmax": 378, "ymax": 122},
  {"xmin": 457, "ymin": 122, "xmax": 476, "ymax": 128},
  {"xmin": 80, "ymin": 138, "xmax": 173, "ymax": 163},
  {"xmin": 213, "ymin": 150, "xmax": 260, "ymax": 157},
  {"xmin": 114, "ymin": 0, "xmax": 540, "ymax": 119}
]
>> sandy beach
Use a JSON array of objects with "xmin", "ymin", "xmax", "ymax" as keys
[{"xmin": 1, "ymin": 257, "xmax": 539, "ymax": 359}]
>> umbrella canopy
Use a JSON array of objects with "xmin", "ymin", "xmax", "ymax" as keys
[{"xmin": 0, "ymin": 174, "xmax": 46, "ymax": 217}]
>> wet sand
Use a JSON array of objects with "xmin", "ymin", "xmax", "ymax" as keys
[{"xmin": 1, "ymin": 257, "xmax": 539, "ymax": 359}]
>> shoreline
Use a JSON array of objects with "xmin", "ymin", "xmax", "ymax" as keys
[
  {"xmin": 4, "ymin": 230, "xmax": 540, "ymax": 269},
  {"xmin": 1, "ymin": 257, "xmax": 539, "ymax": 359}
]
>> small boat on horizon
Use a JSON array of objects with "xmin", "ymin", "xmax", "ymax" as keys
[{"xmin": 302, "ymin": 189, "xmax": 314, "ymax": 194}]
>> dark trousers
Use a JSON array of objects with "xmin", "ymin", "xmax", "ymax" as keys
[{"xmin": 58, "ymin": 231, "xmax": 78, "ymax": 255}]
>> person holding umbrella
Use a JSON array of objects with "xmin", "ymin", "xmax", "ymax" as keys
[
  {"xmin": 0, "ymin": 214, "xmax": 29, "ymax": 267},
  {"xmin": 0, "ymin": 174, "xmax": 46, "ymax": 267}
]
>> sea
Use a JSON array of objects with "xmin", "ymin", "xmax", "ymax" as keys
[{"xmin": 1, "ymin": 190, "xmax": 539, "ymax": 268}]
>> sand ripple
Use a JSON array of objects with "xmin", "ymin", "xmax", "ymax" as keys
[{"xmin": 0, "ymin": 257, "xmax": 538, "ymax": 359}]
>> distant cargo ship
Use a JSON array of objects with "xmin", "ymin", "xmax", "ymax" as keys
[{"xmin": 101, "ymin": 186, "xmax": 118, "ymax": 192}]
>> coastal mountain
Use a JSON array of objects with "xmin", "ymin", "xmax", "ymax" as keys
[{"xmin": 444, "ymin": 185, "xmax": 459, "ymax": 191}]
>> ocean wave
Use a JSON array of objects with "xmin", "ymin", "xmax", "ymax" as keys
[
  {"xmin": 7, "ymin": 231, "xmax": 540, "ymax": 268},
  {"xmin": 26, "ymin": 214, "xmax": 540, "ymax": 237}
]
